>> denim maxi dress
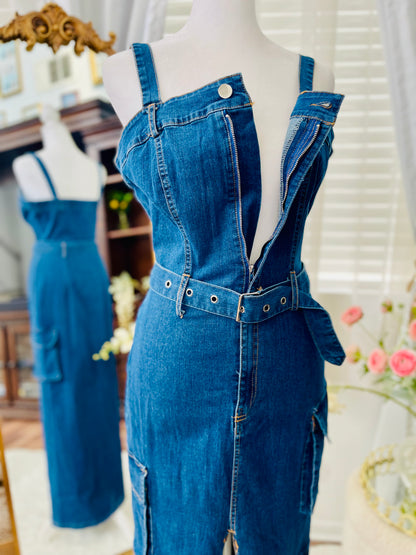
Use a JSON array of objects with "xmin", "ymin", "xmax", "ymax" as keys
[
  {"xmin": 19, "ymin": 152, "xmax": 124, "ymax": 528},
  {"xmin": 115, "ymin": 43, "xmax": 346, "ymax": 554}
]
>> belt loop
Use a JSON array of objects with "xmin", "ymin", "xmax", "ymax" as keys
[
  {"xmin": 176, "ymin": 273, "xmax": 191, "ymax": 318},
  {"xmin": 236, "ymin": 293, "xmax": 244, "ymax": 322},
  {"xmin": 290, "ymin": 270, "xmax": 299, "ymax": 310},
  {"xmin": 148, "ymin": 103, "xmax": 159, "ymax": 138}
]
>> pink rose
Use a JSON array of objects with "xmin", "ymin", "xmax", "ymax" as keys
[
  {"xmin": 367, "ymin": 349, "xmax": 388, "ymax": 374},
  {"xmin": 345, "ymin": 345, "xmax": 361, "ymax": 363},
  {"xmin": 341, "ymin": 305, "xmax": 363, "ymax": 325},
  {"xmin": 381, "ymin": 300, "xmax": 393, "ymax": 313},
  {"xmin": 409, "ymin": 320, "xmax": 416, "ymax": 342},
  {"xmin": 389, "ymin": 349, "xmax": 416, "ymax": 377}
]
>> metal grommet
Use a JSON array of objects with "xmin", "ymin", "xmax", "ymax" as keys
[
  {"xmin": 165, "ymin": 280, "xmax": 172, "ymax": 288},
  {"xmin": 210, "ymin": 295, "xmax": 218, "ymax": 304},
  {"xmin": 239, "ymin": 306, "xmax": 245, "ymax": 313},
  {"xmin": 263, "ymin": 304, "xmax": 270, "ymax": 312},
  {"xmin": 280, "ymin": 296, "xmax": 287, "ymax": 305},
  {"xmin": 186, "ymin": 288, "xmax": 193, "ymax": 297}
]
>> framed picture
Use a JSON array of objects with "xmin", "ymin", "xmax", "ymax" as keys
[
  {"xmin": 60, "ymin": 90, "xmax": 79, "ymax": 108},
  {"xmin": 0, "ymin": 111, "xmax": 6, "ymax": 129},
  {"xmin": 89, "ymin": 50, "xmax": 106, "ymax": 86},
  {"xmin": 0, "ymin": 41, "xmax": 22, "ymax": 97}
]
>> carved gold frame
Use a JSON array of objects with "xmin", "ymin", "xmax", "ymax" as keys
[{"xmin": 0, "ymin": 3, "xmax": 116, "ymax": 56}]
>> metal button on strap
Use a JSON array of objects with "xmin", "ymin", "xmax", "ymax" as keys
[
  {"xmin": 280, "ymin": 296, "xmax": 287, "ymax": 305},
  {"xmin": 218, "ymin": 83, "xmax": 233, "ymax": 99},
  {"xmin": 210, "ymin": 295, "xmax": 218, "ymax": 304},
  {"xmin": 165, "ymin": 280, "xmax": 172, "ymax": 288}
]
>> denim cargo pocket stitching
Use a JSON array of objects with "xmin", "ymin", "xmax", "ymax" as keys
[
  {"xmin": 299, "ymin": 391, "xmax": 328, "ymax": 515},
  {"xmin": 128, "ymin": 451, "xmax": 151, "ymax": 554},
  {"xmin": 30, "ymin": 328, "xmax": 63, "ymax": 383}
]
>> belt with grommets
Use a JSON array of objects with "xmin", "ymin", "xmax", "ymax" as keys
[{"xmin": 147, "ymin": 261, "xmax": 346, "ymax": 366}]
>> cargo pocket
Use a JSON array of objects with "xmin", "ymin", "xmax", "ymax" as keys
[
  {"xmin": 299, "ymin": 390, "xmax": 329, "ymax": 515},
  {"xmin": 128, "ymin": 451, "xmax": 150, "ymax": 554},
  {"xmin": 30, "ymin": 328, "xmax": 63, "ymax": 382}
]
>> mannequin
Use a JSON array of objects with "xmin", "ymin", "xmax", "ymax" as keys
[
  {"xmin": 104, "ymin": 1, "xmax": 336, "ymax": 552},
  {"xmin": 12, "ymin": 104, "xmax": 106, "ymax": 201},
  {"xmin": 102, "ymin": 0, "xmax": 334, "ymax": 264}
]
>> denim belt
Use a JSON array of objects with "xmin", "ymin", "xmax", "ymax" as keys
[
  {"xmin": 33, "ymin": 239, "xmax": 97, "ymax": 257},
  {"xmin": 149, "ymin": 261, "xmax": 346, "ymax": 366}
]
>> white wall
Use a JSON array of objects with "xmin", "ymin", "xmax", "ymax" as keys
[{"xmin": 0, "ymin": 40, "xmax": 108, "ymax": 127}]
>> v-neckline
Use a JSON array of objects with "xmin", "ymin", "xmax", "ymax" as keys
[{"xmin": 118, "ymin": 43, "xmax": 345, "ymax": 290}]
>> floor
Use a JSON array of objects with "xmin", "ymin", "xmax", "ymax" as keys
[{"xmin": 2, "ymin": 418, "xmax": 341, "ymax": 551}]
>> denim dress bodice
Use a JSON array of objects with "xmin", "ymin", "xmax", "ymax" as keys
[
  {"xmin": 115, "ymin": 43, "xmax": 346, "ymax": 367},
  {"xmin": 116, "ymin": 45, "xmax": 344, "ymax": 292},
  {"xmin": 19, "ymin": 154, "xmax": 98, "ymax": 242}
]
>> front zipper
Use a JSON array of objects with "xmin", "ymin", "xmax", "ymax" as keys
[
  {"xmin": 225, "ymin": 112, "xmax": 252, "ymax": 288},
  {"xmin": 281, "ymin": 121, "xmax": 321, "ymax": 212}
]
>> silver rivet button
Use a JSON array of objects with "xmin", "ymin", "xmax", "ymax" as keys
[
  {"xmin": 218, "ymin": 83, "xmax": 233, "ymax": 99},
  {"xmin": 165, "ymin": 280, "xmax": 171, "ymax": 288},
  {"xmin": 263, "ymin": 304, "xmax": 270, "ymax": 312},
  {"xmin": 186, "ymin": 288, "xmax": 193, "ymax": 297},
  {"xmin": 210, "ymin": 295, "xmax": 218, "ymax": 304},
  {"xmin": 280, "ymin": 296, "xmax": 287, "ymax": 305}
]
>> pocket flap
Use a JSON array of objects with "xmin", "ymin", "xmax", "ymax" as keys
[
  {"xmin": 31, "ymin": 328, "xmax": 59, "ymax": 350},
  {"xmin": 30, "ymin": 328, "xmax": 62, "ymax": 383}
]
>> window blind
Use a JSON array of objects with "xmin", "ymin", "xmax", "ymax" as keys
[{"xmin": 164, "ymin": 0, "xmax": 415, "ymax": 298}]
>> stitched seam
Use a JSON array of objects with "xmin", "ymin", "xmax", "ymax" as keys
[
  {"xmin": 147, "ymin": 44, "xmax": 161, "ymax": 102},
  {"xmin": 222, "ymin": 111, "xmax": 247, "ymax": 291},
  {"xmin": 118, "ymin": 103, "xmax": 252, "ymax": 169},
  {"xmin": 154, "ymin": 135, "xmax": 192, "ymax": 276},
  {"xmin": 162, "ymin": 102, "xmax": 252, "ymax": 127},
  {"xmin": 309, "ymin": 425, "xmax": 318, "ymax": 513},
  {"xmin": 290, "ymin": 114, "xmax": 335, "ymax": 126},
  {"xmin": 249, "ymin": 323, "xmax": 259, "ymax": 409},
  {"xmin": 148, "ymin": 285, "xmax": 292, "ymax": 323}
]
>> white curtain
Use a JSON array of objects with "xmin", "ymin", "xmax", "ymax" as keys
[
  {"xmin": 65, "ymin": 0, "xmax": 168, "ymax": 51},
  {"xmin": 4, "ymin": 0, "xmax": 168, "ymax": 50},
  {"xmin": 376, "ymin": 0, "xmax": 416, "ymax": 241}
]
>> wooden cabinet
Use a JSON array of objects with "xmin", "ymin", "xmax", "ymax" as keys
[
  {"xmin": 0, "ymin": 309, "xmax": 39, "ymax": 419},
  {"xmin": 82, "ymin": 120, "xmax": 155, "ymax": 283}
]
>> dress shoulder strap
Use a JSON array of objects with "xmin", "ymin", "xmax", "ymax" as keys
[
  {"xmin": 29, "ymin": 152, "xmax": 58, "ymax": 199},
  {"xmin": 299, "ymin": 54, "xmax": 315, "ymax": 92},
  {"xmin": 131, "ymin": 43, "xmax": 161, "ymax": 107}
]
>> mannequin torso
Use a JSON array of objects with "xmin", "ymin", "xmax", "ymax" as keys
[
  {"xmin": 13, "ymin": 110, "xmax": 106, "ymax": 202},
  {"xmin": 103, "ymin": 0, "xmax": 334, "ymax": 264}
]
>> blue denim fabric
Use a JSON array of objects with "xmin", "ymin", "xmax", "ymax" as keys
[
  {"xmin": 115, "ymin": 42, "xmax": 346, "ymax": 554},
  {"xmin": 19, "ymin": 152, "xmax": 124, "ymax": 528}
]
